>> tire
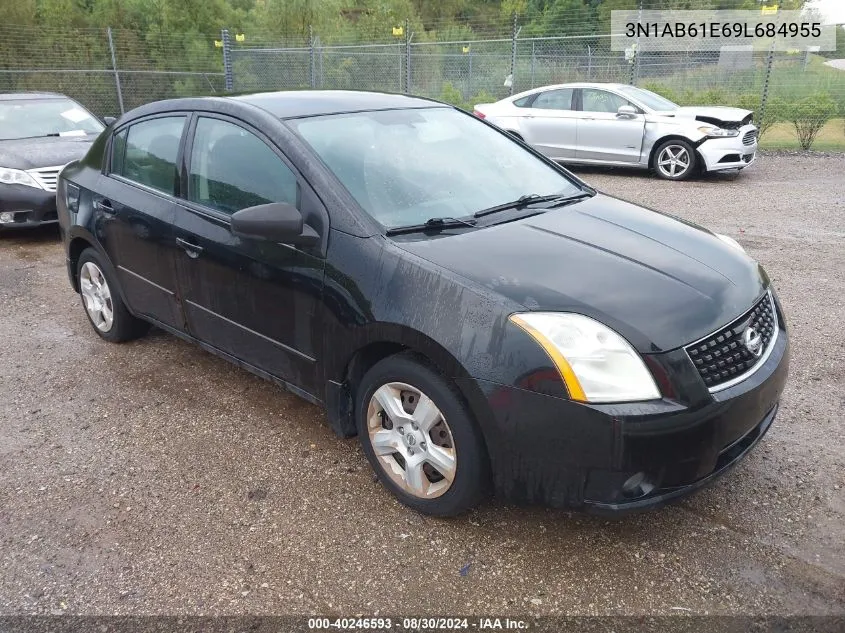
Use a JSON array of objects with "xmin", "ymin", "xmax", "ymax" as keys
[
  {"xmin": 356, "ymin": 353, "xmax": 490, "ymax": 516},
  {"xmin": 77, "ymin": 247, "xmax": 149, "ymax": 343},
  {"xmin": 653, "ymin": 139, "xmax": 697, "ymax": 181}
]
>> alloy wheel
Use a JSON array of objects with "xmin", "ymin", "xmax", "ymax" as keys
[
  {"xmin": 657, "ymin": 145, "xmax": 691, "ymax": 178},
  {"xmin": 367, "ymin": 381, "xmax": 457, "ymax": 499},
  {"xmin": 79, "ymin": 261, "xmax": 114, "ymax": 332}
]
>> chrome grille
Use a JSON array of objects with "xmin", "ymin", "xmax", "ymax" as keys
[
  {"xmin": 686, "ymin": 292, "xmax": 778, "ymax": 392},
  {"xmin": 742, "ymin": 130, "xmax": 757, "ymax": 146},
  {"xmin": 26, "ymin": 165, "xmax": 65, "ymax": 192}
]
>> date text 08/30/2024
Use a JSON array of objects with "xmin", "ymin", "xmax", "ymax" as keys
[{"xmin": 307, "ymin": 617, "xmax": 530, "ymax": 630}]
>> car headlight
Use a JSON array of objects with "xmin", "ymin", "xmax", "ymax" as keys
[
  {"xmin": 697, "ymin": 125, "xmax": 740, "ymax": 138},
  {"xmin": 0, "ymin": 167, "xmax": 41, "ymax": 189},
  {"xmin": 509, "ymin": 313, "xmax": 661, "ymax": 403},
  {"xmin": 714, "ymin": 232, "xmax": 745, "ymax": 253}
]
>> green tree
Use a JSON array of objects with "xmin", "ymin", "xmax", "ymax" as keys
[
  {"xmin": 536, "ymin": 0, "xmax": 595, "ymax": 37},
  {"xmin": 787, "ymin": 93, "xmax": 837, "ymax": 150}
]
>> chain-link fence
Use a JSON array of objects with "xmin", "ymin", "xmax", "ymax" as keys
[
  {"xmin": 0, "ymin": 24, "xmax": 225, "ymax": 118},
  {"xmin": 2, "ymin": 19, "xmax": 843, "ymax": 149}
]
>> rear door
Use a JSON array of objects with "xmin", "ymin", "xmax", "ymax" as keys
[
  {"xmin": 575, "ymin": 88, "xmax": 645, "ymax": 163},
  {"xmin": 172, "ymin": 114, "xmax": 327, "ymax": 397},
  {"xmin": 517, "ymin": 88, "xmax": 578, "ymax": 159},
  {"xmin": 93, "ymin": 114, "xmax": 187, "ymax": 331}
]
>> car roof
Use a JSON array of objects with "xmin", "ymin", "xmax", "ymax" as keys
[
  {"xmin": 232, "ymin": 90, "xmax": 444, "ymax": 119},
  {"xmin": 0, "ymin": 92, "xmax": 70, "ymax": 101}
]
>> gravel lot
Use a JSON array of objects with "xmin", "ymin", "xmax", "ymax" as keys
[{"xmin": 1, "ymin": 153, "xmax": 843, "ymax": 618}]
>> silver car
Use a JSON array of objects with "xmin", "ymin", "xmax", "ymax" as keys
[{"xmin": 474, "ymin": 82, "xmax": 758, "ymax": 181}]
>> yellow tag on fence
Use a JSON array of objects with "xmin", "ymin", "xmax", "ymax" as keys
[
  {"xmin": 392, "ymin": 26, "xmax": 404, "ymax": 36},
  {"xmin": 214, "ymin": 40, "xmax": 223, "ymax": 48},
  {"xmin": 761, "ymin": 4, "xmax": 778, "ymax": 15},
  {"xmin": 235, "ymin": 33, "xmax": 245, "ymax": 42}
]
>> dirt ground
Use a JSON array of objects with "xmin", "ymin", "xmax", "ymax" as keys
[{"xmin": 0, "ymin": 153, "xmax": 843, "ymax": 617}]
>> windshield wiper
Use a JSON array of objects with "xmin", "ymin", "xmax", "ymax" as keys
[
  {"xmin": 385, "ymin": 216, "xmax": 477, "ymax": 236},
  {"xmin": 545, "ymin": 191, "xmax": 594, "ymax": 208},
  {"xmin": 3, "ymin": 133, "xmax": 63, "ymax": 140},
  {"xmin": 473, "ymin": 192, "xmax": 586, "ymax": 219}
]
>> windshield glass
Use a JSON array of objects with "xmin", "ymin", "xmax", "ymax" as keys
[
  {"xmin": 289, "ymin": 107, "xmax": 582, "ymax": 228},
  {"xmin": 615, "ymin": 86, "xmax": 679, "ymax": 112},
  {"xmin": 0, "ymin": 98, "xmax": 104, "ymax": 140}
]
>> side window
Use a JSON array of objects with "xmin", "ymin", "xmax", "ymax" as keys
[
  {"xmin": 532, "ymin": 89, "xmax": 574, "ymax": 111},
  {"xmin": 188, "ymin": 117, "xmax": 298, "ymax": 215},
  {"xmin": 582, "ymin": 89, "xmax": 632, "ymax": 114},
  {"xmin": 513, "ymin": 95, "xmax": 533, "ymax": 108},
  {"xmin": 112, "ymin": 116, "xmax": 185, "ymax": 195}
]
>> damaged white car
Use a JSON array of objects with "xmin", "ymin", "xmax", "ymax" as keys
[{"xmin": 473, "ymin": 82, "xmax": 758, "ymax": 181}]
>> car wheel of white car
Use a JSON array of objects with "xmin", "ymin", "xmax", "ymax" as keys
[{"xmin": 654, "ymin": 140, "xmax": 697, "ymax": 181}]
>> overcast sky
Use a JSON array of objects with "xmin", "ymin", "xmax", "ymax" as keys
[{"xmin": 805, "ymin": 0, "xmax": 845, "ymax": 24}]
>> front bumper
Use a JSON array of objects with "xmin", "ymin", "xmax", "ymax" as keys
[
  {"xmin": 458, "ymin": 316, "xmax": 789, "ymax": 514},
  {"xmin": 0, "ymin": 184, "xmax": 58, "ymax": 229},
  {"xmin": 698, "ymin": 124, "xmax": 758, "ymax": 173}
]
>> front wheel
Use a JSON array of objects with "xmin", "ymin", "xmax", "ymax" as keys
[
  {"xmin": 356, "ymin": 354, "xmax": 490, "ymax": 516},
  {"xmin": 653, "ymin": 139, "xmax": 697, "ymax": 180}
]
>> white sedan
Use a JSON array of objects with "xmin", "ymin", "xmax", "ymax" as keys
[{"xmin": 474, "ymin": 82, "xmax": 758, "ymax": 180}]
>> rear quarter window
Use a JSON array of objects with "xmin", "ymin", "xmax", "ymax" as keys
[
  {"xmin": 111, "ymin": 129, "xmax": 127, "ymax": 174},
  {"xmin": 111, "ymin": 116, "xmax": 186, "ymax": 195}
]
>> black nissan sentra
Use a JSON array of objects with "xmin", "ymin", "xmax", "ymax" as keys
[{"xmin": 56, "ymin": 91, "xmax": 789, "ymax": 516}]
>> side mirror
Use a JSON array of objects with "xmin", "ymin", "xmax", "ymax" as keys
[
  {"xmin": 103, "ymin": 116, "xmax": 117, "ymax": 126},
  {"xmin": 231, "ymin": 202, "xmax": 319, "ymax": 246},
  {"xmin": 616, "ymin": 105, "xmax": 638, "ymax": 119}
]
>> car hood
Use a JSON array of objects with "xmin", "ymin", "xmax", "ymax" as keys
[
  {"xmin": 394, "ymin": 194, "xmax": 768, "ymax": 353},
  {"xmin": 0, "ymin": 135, "xmax": 95, "ymax": 170},
  {"xmin": 652, "ymin": 106, "xmax": 753, "ymax": 126}
]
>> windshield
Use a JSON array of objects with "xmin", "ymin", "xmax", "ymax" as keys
[
  {"xmin": 289, "ymin": 107, "xmax": 582, "ymax": 228},
  {"xmin": 615, "ymin": 86, "xmax": 679, "ymax": 112},
  {"xmin": 0, "ymin": 98, "xmax": 104, "ymax": 141}
]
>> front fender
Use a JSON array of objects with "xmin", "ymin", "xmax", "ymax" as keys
[{"xmin": 645, "ymin": 117, "xmax": 710, "ymax": 144}]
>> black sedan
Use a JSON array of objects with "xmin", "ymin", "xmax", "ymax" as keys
[
  {"xmin": 56, "ymin": 91, "xmax": 789, "ymax": 516},
  {"xmin": 0, "ymin": 92, "xmax": 104, "ymax": 230}
]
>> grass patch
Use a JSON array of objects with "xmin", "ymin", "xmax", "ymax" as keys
[{"xmin": 760, "ymin": 118, "xmax": 845, "ymax": 150}]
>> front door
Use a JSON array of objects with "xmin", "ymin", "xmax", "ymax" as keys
[
  {"xmin": 575, "ymin": 88, "xmax": 645, "ymax": 163},
  {"xmin": 172, "ymin": 115, "xmax": 326, "ymax": 397},
  {"xmin": 93, "ymin": 114, "xmax": 187, "ymax": 331},
  {"xmin": 518, "ymin": 88, "xmax": 578, "ymax": 160}
]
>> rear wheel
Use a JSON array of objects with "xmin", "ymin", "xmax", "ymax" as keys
[
  {"xmin": 77, "ymin": 248, "xmax": 149, "ymax": 342},
  {"xmin": 653, "ymin": 139, "xmax": 697, "ymax": 180},
  {"xmin": 356, "ymin": 354, "xmax": 489, "ymax": 516}
]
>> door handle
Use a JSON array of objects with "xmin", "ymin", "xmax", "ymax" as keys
[
  {"xmin": 96, "ymin": 199, "xmax": 115, "ymax": 215},
  {"xmin": 176, "ymin": 237, "xmax": 204, "ymax": 259}
]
